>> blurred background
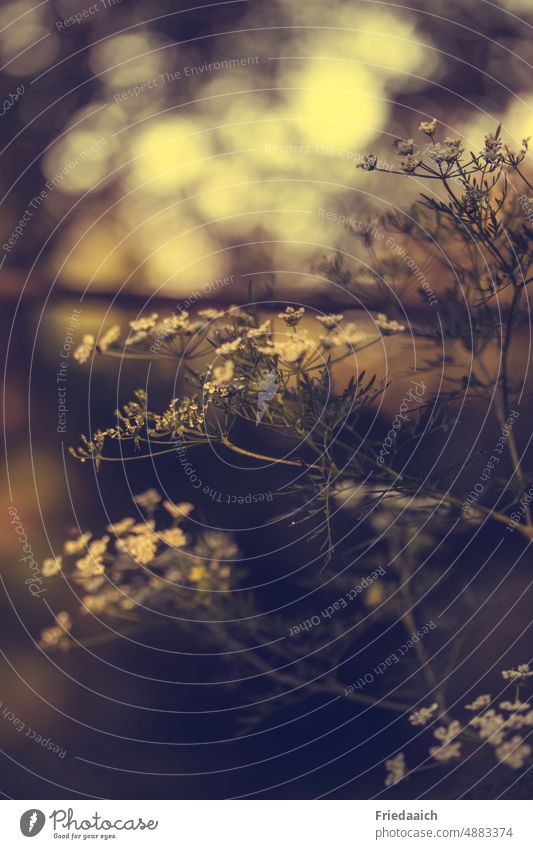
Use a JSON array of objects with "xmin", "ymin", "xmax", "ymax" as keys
[{"xmin": 2, "ymin": 0, "xmax": 533, "ymax": 799}]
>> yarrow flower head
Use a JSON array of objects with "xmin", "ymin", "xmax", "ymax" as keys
[
  {"xmin": 392, "ymin": 138, "xmax": 422, "ymax": 173},
  {"xmin": 204, "ymin": 360, "xmax": 244, "ymax": 397},
  {"xmin": 42, "ymin": 556, "xmax": 62, "ymax": 577},
  {"xmin": 134, "ymin": 489, "xmax": 161, "ymax": 511},
  {"xmin": 73, "ymin": 335, "xmax": 95, "ymax": 364},
  {"xmin": 211, "ymin": 360, "xmax": 235, "ymax": 386},
  {"xmin": 465, "ymin": 694, "xmax": 492, "ymax": 711},
  {"xmin": 163, "ymin": 501, "xmax": 194, "ymax": 521},
  {"xmin": 154, "ymin": 396, "xmax": 206, "ymax": 436},
  {"xmin": 215, "ymin": 338, "xmax": 243, "ymax": 356},
  {"xmin": 430, "ymin": 740, "xmax": 462, "ymax": 762},
  {"xmin": 502, "ymin": 664, "xmax": 533, "ymax": 683},
  {"xmin": 500, "ymin": 700, "xmax": 531, "ymax": 712},
  {"xmin": 106, "ymin": 517, "xmax": 136, "ymax": 536},
  {"xmin": 116, "ymin": 528, "xmax": 157, "ymax": 565},
  {"xmin": 429, "ymin": 138, "xmax": 463, "ymax": 165},
  {"xmin": 64, "ymin": 532, "xmax": 92, "ymax": 554},
  {"xmin": 155, "ymin": 311, "xmax": 191, "ymax": 339},
  {"xmin": 159, "ymin": 527, "xmax": 187, "ymax": 548},
  {"xmin": 393, "ymin": 138, "xmax": 416, "ymax": 156},
  {"xmin": 429, "ymin": 721, "xmax": 462, "ymax": 762},
  {"xmin": 398, "ymin": 153, "xmax": 422, "ymax": 174},
  {"xmin": 357, "ymin": 153, "xmax": 378, "ymax": 171},
  {"xmin": 495, "ymin": 736, "xmax": 531, "ymax": 769},
  {"xmin": 469, "ymin": 709, "xmax": 506, "ymax": 745},
  {"xmin": 246, "ymin": 320, "xmax": 272, "ymax": 339},
  {"xmin": 278, "ymin": 306, "xmax": 305, "ymax": 326},
  {"xmin": 409, "ymin": 702, "xmax": 439, "ymax": 726},
  {"xmin": 258, "ymin": 331, "xmax": 312, "ymax": 365},
  {"xmin": 316, "ymin": 314, "xmax": 344, "ymax": 329},
  {"xmin": 328, "ymin": 322, "xmax": 372, "ymax": 349},
  {"xmin": 126, "ymin": 313, "xmax": 158, "ymax": 345},
  {"xmin": 384, "ymin": 752, "xmax": 406, "ymax": 786},
  {"xmin": 418, "ymin": 118, "xmax": 437, "ymax": 135},
  {"xmin": 39, "ymin": 611, "xmax": 72, "ymax": 650},
  {"xmin": 129, "ymin": 313, "xmax": 158, "ymax": 333},
  {"xmin": 434, "ymin": 720, "xmax": 461, "ymax": 744},
  {"xmin": 374, "ymin": 313, "xmax": 406, "ymax": 333},
  {"xmin": 75, "ymin": 535, "xmax": 109, "ymax": 576},
  {"xmin": 97, "ymin": 324, "xmax": 121, "ymax": 352}
]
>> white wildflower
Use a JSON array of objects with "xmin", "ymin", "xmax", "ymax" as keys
[
  {"xmin": 278, "ymin": 306, "xmax": 305, "ymax": 326},
  {"xmin": 129, "ymin": 313, "xmax": 158, "ymax": 332},
  {"xmin": 329, "ymin": 322, "xmax": 373, "ymax": 347},
  {"xmin": 134, "ymin": 489, "xmax": 161, "ymax": 510},
  {"xmin": 384, "ymin": 753, "xmax": 405, "ymax": 786},
  {"xmin": 465, "ymin": 694, "xmax": 492, "ymax": 711},
  {"xmin": 419, "ymin": 118, "xmax": 437, "ymax": 135},
  {"xmin": 42, "ymin": 556, "xmax": 62, "ymax": 577},
  {"xmin": 409, "ymin": 702, "xmax": 439, "ymax": 726},
  {"xmin": 163, "ymin": 501, "xmax": 194, "ymax": 521},
  {"xmin": 98, "ymin": 324, "xmax": 121, "ymax": 352},
  {"xmin": 316, "ymin": 314, "xmax": 344, "ymax": 329},
  {"xmin": 502, "ymin": 664, "xmax": 533, "ymax": 682},
  {"xmin": 197, "ymin": 308, "xmax": 224, "ymax": 321},
  {"xmin": 374, "ymin": 313, "xmax": 406, "ymax": 333},
  {"xmin": 495, "ymin": 736, "xmax": 531, "ymax": 769},
  {"xmin": 215, "ymin": 338, "xmax": 243, "ymax": 356},
  {"xmin": 64, "ymin": 532, "xmax": 92, "ymax": 554},
  {"xmin": 73, "ymin": 335, "xmax": 95, "ymax": 364},
  {"xmin": 106, "ymin": 517, "xmax": 136, "ymax": 536},
  {"xmin": 500, "ymin": 700, "xmax": 531, "ymax": 712},
  {"xmin": 470, "ymin": 709, "xmax": 506, "ymax": 745},
  {"xmin": 159, "ymin": 527, "xmax": 187, "ymax": 548},
  {"xmin": 247, "ymin": 320, "xmax": 272, "ymax": 339}
]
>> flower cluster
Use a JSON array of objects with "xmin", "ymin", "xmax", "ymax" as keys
[
  {"xmin": 392, "ymin": 137, "xmax": 423, "ymax": 173},
  {"xmin": 39, "ymin": 495, "xmax": 239, "ymax": 648},
  {"xmin": 72, "ymin": 305, "xmax": 407, "ymax": 372},
  {"xmin": 469, "ymin": 702, "xmax": 533, "ymax": 768},
  {"xmin": 278, "ymin": 306, "xmax": 305, "ymax": 326},
  {"xmin": 418, "ymin": 118, "xmax": 437, "ymax": 136},
  {"xmin": 374, "ymin": 313, "xmax": 406, "ymax": 333},
  {"xmin": 39, "ymin": 611, "xmax": 72, "ymax": 651},
  {"xmin": 72, "ymin": 308, "xmax": 220, "ymax": 365},
  {"xmin": 429, "ymin": 720, "xmax": 462, "ymax": 762},
  {"xmin": 388, "ymin": 672, "xmax": 533, "ymax": 786},
  {"xmin": 428, "ymin": 137, "xmax": 463, "ymax": 165},
  {"xmin": 384, "ymin": 752, "xmax": 406, "ymax": 786},
  {"xmin": 257, "ymin": 330, "xmax": 313, "ymax": 364},
  {"xmin": 361, "ymin": 122, "xmax": 529, "ymax": 184},
  {"xmin": 57, "ymin": 119, "xmax": 533, "ymax": 800},
  {"xmin": 501, "ymin": 663, "xmax": 533, "ymax": 683},
  {"xmin": 357, "ymin": 153, "xmax": 378, "ymax": 171},
  {"xmin": 408, "ymin": 702, "xmax": 439, "ymax": 726}
]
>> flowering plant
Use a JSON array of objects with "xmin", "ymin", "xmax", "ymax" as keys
[{"xmin": 42, "ymin": 125, "xmax": 533, "ymax": 795}]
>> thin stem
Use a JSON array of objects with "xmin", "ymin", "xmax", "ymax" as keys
[
  {"xmin": 222, "ymin": 632, "xmax": 411, "ymax": 713},
  {"xmin": 221, "ymin": 437, "xmax": 322, "ymax": 470},
  {"xmin": 424, "ymin": 487, "xmax": 532, "ymax": 539},
  {"xmin": 516, "ymin": 166, "xmax": 533, "ymax": 193},
  {"xmin": 476, "ymin": 354, "xmax": 532, "ymax": 528}
]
